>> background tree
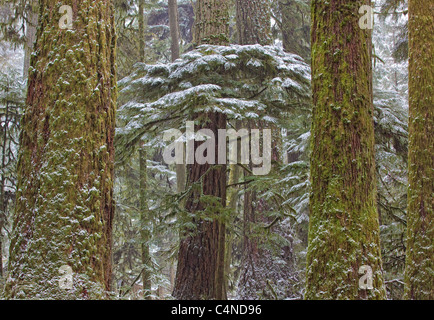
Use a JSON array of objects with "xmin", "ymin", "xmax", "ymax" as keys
[{"xmin": 172, "ymin": 0, "xmax": 230, "ymax": 300}]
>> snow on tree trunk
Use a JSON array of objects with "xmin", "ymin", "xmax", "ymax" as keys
[
  {"xmin": 305, "ymin": 0, "xmax": 386, "ymax": 299},
  {"xmin": 404, "ymin": 0, "xmax": 433, "ymax": 300},
  {"xmin": 173, "ymin": 0, "xmax": 229, "ymax": 300},
  {"xmin": 4, "ymin": 0, "xmax": 117, "ymax": 299}
]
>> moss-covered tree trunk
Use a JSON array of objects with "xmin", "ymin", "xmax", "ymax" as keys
[
  {"xmin": 305, "ymin": 0, "xmax": 386, "ymax": 300},
  {"xmin": 173, "ymin": 0, "xmax": 229, "ymax": 300},
  {"xmin": 404, "ymin": 0, "xmax": 433, "ymax": 300},
  {"xmin": 4, "ymin": 0, "xmax": 117, "ymax": 299}
]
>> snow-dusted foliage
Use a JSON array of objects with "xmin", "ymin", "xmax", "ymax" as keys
[{"xmin": 116, "ymin": 44, "xmax": 311, "ymax": 160}]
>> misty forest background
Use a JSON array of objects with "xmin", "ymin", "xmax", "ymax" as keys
[{"xmin": 0, "ymin": 0, "xmax": 432, "ymax": 300}]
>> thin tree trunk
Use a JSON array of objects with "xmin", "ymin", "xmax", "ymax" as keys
[
  {"xmin": 138, "ymin": 0, "xmax": 145, "ymax": 62},
  {"xmin": 305, "ymin": 0, "xmax": 386, "ymax": 300},
  {"xmin": 23, "ymin": 1, "xmax": 38, "ymax": 78},
  {"xmin": 137, "ymin": 0, "xmax": 152, "ymax": 300},
  {"xmin": 170, "ymin": 0, "xmax": 185, "ymax": 196},
  {"xmin": 4, "ymin": 0, "xmax": 117, "ymax": 299},
  {"xmin": 139, "ymin": 147, "xmax": 152, "ymax": 300},
  {"xmin": 169, "ymin": 0, "xmax": 181, "ymax": 62},
  {"xmin": 404, "ymin": 0, "xmax": 433, "ymax": 300},
  {"xmin": 0, "ymin": 101, "xmax": 8, "ymax": 279}
]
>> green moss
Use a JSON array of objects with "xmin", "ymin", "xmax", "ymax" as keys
[
  {"xmin": 306, "ymin": 0, "xmax": 386, "ymax": 300},
  {"xmin": 404, "ymin": 0, "xmax": 433, "ymax": 300},
  {"xmin": 4, "ymin": 0, "xmax": 117, "ymax": 300}
]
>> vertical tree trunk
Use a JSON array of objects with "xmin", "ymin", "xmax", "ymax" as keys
[
  {"xmin": 137, "ymin": 0, "xmax": 152, "ymax": 300},
  {"xmin": 168, "ymin": 0, "xmax": 181, "ymax": 62},
  {"xmin": 235, "ymin": 0, "xmax": 278, "ymax": 299},
  {"xmin": 404, "ymin": 0, "xmax": 433, "ymax": 300},
  {"xmin": 168, "ymin": 0, "xmax": 186, "ymax": 195},
  {"xmin": 236, "ymin": 0, "xmax": 272, "ymax": 45},
  {"xmin": 279, "ymin": 0, "xmax": 309, "ymax": 60},
  {"xmin": 139, "ymin": 147, "xmax": 151, "ymax": 299},
  {"xmin": 173, "ymin": 3, "xmax": 229, "ymax": 296},
  {"xmin": 23, "ymin": 1, "xmax": 38, "ymax": 77},
  {"xmin": 305, "ymin": 0, "xmax": 386, "ymax": 299},
  {"xmin": 138, "ymin": 0, "xmax": 145, "ymax": 62},
  {"xmin": 5, "ymin": 0, "xmax": 117, "ymax": 299},
  {"xmin": 0, "ymin": 102, "xmax": 8, "ymax": 279}
]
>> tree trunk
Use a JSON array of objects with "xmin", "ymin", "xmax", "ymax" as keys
[
  {"xmin": 169, "ymin": 0, "xmax": 184, "ymax": 194},
  {"xmin": 173, "ymin": 112, "xmax": 228, "ymax": 300},
  {"xmin": 138, "ymin": 0, "xmax": 145, "ymax": 62},
  {"xmin": 235, "ymin": 0, "xmax": 279, "ymax": 299},
  {"xmin": 236, "ymin": 0, "xmax": 271, "ymax": 45},
  {"xmin": 193, "ymin": 0, "xmax": 230, "ymax": 46},
  {"xmin": 0, "ymin": 102, "xmax": 8, "ymax": 279},
  {"xmin": 404, "ymin": 0, "xmax": 433, "ymax": 300},
  {"xmin": 169, "ymin": 0, "xmax": 181, "ymax": 62},
  {"xmin": 137, "ymin": 0, "xmax": 152, "ymax": 300},
  {"xmin": 23, "ymin": 1, "xmax": 38, "ymax": 78},
  {"xmin": 305, "ymin": 0, "xmax": 386, "ymax": 300},
  {"xmin": 139, "ymin": 147, "xmax": 152, "ymax": 300},
  {"xmin": 279, "ymin": 0, "xmax": 310, "ymax": 60},
  {"xmin": 173, "ymin": 0, "xmax": 229, "ymax": 300},
  {"xmin": 4, "ymin": 0, "xmax": 117, "ymax": 299}
]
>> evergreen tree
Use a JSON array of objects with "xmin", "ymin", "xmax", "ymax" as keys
[{"xmin": 173, "ymin": 0, "xmax": 230, "ymax": 300}]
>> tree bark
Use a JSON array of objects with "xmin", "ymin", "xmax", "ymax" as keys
[
  {"xmin": 235, "ymin": 0, "xmax": 281, "ymax": 299},
  {"xmin": 173, "ymin": 0, "xmax": 229, "ymax": 300},
  {"xmin": 169, "ymin": 0, "xmax": 181, "ymax": 62},
  {"xmin": 236, "ymin": 0, "xmax": 272, "ymax": 45},
  {"xmin": 138, "ymin": 0, "xmax": 145, "ymax": 62},
  {"xmin": 279, "ymin": 0, "xmax": 310, "ymax": 60},
  {"xmin": 404, "ymin": 0, "xmax": 433, "ymax": 300},
  {"xmin": 4, "ymin": 0, "xmax": 117, "ymax": 299},
  {"xmin": 139, "ymin": 147, "xmax": 152, "ymax": 299},
  {"xmin": 0, "ymin": 101, "xmax": 8, "ymax": 279},
  {"xmin": 173, "ymin": 113, "xmax": 227, "ymax": 300},
  {"xmin": 305, "ymin": 0, "xmax": 386, "ymax": 300},
  {"xmin": 23, "ymin": 0, "xmax": 38, "ymax": 78}
]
